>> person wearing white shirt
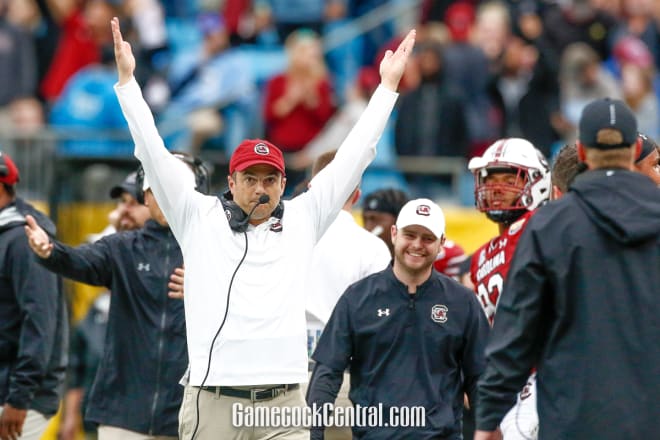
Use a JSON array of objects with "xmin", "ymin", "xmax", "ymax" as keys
[
  {"xmin": 304, "ymin": 151, "xmax": 391, "ymax": 440},
  {"xmin": 111, "ymin": 17, "xmax": 415, "ymax": 440}
]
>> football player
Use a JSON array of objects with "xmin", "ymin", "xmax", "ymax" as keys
[{"xmin": 468, "ymin": 137, "xmax": 551, "ymax": 440}]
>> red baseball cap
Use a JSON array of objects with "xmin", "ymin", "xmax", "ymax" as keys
[
  {"xmin": 0, "ymin": 151, "xmax": 19, "ymax": 185},
  {"xmin": 229, "ymin": 139, "xmax": 285, "ymax": 175}
]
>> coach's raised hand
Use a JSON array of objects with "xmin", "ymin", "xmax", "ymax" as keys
[
  {"xmin": 379, "ymin": 29, "xmax": 416, "ymax": 92},
  {"xmin": 111, "ymin": 17, "xmax": 136, "ymax": 86}
]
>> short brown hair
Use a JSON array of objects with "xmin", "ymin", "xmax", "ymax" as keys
[
  {"xmin": 311, "ymin": 150, "xmax": 360, "ymax": 203},
  {"xmin": 311, "ymin": 150, "xmax": 337, "ymax": 178},
  {"xmin": 584, "ymin": 146, "xmax": 635, "ymax": 169},
  {"xmin": 551, "ymin": 144, "xmax": 586, "ymax": 193}
]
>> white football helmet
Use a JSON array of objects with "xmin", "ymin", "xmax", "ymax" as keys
[{"xmin": 468, "ymin": 138, "xmax": 551, "ymax": 224}]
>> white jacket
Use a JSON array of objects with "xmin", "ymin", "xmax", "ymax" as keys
[{"xmin": 115, "ymin": 78, "xmax": 397, "ymax": 386}]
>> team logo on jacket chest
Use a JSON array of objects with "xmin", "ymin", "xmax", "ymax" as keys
[{"xmin": 431, "ymin": 305, "xmax": 448, "ymax": 323}]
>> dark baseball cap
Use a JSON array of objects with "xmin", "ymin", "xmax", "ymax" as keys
[
  {"xmin": 637, "ymin": 133, "xmax": 657, "ymax": 163},
  {"xmin": 362, "ymin": 188, "xmax": 410, "ymax": 217},
  {"xmin": 109, "ymin": 171, "xmax": 138, "ymax": 199},
  {"xmin": 578, "ymin": 98, "xmax": 638, "ymax": 149}
]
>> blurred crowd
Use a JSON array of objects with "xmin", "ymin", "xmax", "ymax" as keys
[{"xmin": 1, "ymin": 0, "xmax": 660, "ymax": 182}]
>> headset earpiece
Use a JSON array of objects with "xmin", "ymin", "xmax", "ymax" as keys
[{"xmin": 219, "ymin": 190, "xmax": 284, "ymax": 232}]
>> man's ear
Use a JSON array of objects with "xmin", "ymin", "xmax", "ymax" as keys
[
  {"xmin": 634, "ymin": 137, "xmax": 642, "ymax": 160},
  {"xmin": 350, "ymin": 188, "xmax": 361, "ymax": 206},
  {"xmin": 390, "ymin": 225, "xmax": 398, "ymax": 245},
  {"xmin": 552, "ymin": 185, "xmax": 563, "ymax": 200},
  {"xmin": 440, "ymin": 235, "xmax": 446, "ymax": 247},
  {"xmin": 228, "ymin": 174, "xmax": 236, "ymax": 195},
  {"xmin": 576, "ymin": 141, "xmax": 587, "ymax": 162},
  {"xmin": 280, "ymin": 175, "xmax": 287, "ymax": 196}
]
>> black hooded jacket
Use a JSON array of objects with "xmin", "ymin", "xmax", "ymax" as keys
[
  {"xmin": 476, "ymin": 169, "xmax": 660, "ymax": 439},
  {"xmin": 39, "ymin": 219, "xmax": 186, "ymax": 436},
  {"xmin": 0, "ymin": 198, "xmax": 68, "ymax": 416}
]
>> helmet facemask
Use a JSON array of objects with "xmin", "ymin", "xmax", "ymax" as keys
[
  {"xmin": 468, "ymin": 138, "xmax": 552, "ymax": 225},
  {"xmin": 474, "ymin": 165, "xmax": 541, "ymax": 224}
]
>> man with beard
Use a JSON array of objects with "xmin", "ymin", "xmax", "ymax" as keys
[{"xmin": 307, "ymin": 199, "xmax": 488, "ymax": 439}]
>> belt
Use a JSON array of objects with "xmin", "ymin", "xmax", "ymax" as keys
[{"xmin": 200, "ymin": 384, "xmax": 299, "ymax": 402}]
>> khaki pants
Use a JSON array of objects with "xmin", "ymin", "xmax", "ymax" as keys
[
  {"xmin": 178, "ymin": 385, "xmax": 310, "ymax": 440},
  {"xmin": 98, "ymin": 425, "xmax": 177, "ymax": 440},
  {"xmin": 0, "ymin": 408, "xmax": 48, "ymax": 440}
]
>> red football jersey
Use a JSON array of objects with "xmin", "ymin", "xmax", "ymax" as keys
[
  {"xmin": 470, "ymin": 210, "xmax": 535, "ymax": 324},
  {"xmin": 433, "ymin": 239, "xmax": 467, "ymax": 279}
]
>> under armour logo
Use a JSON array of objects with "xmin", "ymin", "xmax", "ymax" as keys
[
  {"xmin": 137, "ymin": 263, "xmax": 150, "ymax": 272},
  {"xmin": 377, "ymin": 308, "xmax": 390, "ymax": 317}
]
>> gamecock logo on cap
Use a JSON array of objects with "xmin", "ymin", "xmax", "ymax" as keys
[
  {"xmin": 416, "ymin": 205, "xmax": 431, "ymax": 216},
  {"xmin": 254, "ymin": 143, "xmax": 270, "ymax": 155}
]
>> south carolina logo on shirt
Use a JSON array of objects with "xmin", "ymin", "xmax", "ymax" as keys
[{"xmin": 431, "ymin": 304, "xmax": 448, "ymax": 323}]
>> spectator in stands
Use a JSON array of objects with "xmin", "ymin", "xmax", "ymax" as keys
[
  {"xmin": 290, "ymin": 66, "xmax": 380, "ymax": 170},
  {"xmin": 48, "ymin": 43, "xmax": 133, "ymax": 157},
  {"xmin": 263, "ymin": 28, "xmax": 335, "ymax": 190},
  {"xmin": 164, "ymin": 11, "xmax": 258, "ymax": 155},
  {"xmin": 125, "ymin": 0, "xmax": 169, "ymax": 100},
  {"xmin": 487, "ymin": 33, "xmax": 560, "ymax": 157},
  {"xmin": 611, "ymin": 0, "xmax": 660, "ymax": 67},
  {"xmin": 395, "ymin": 40, "xmax": 469, "ymax": 159},
  {"xmin": 0, "ymin": 1, "xmax": 40, "ymax": 131},
  {"xmin": 613, "ymin": 36, "xmax": 659, "ymax": 138},
  {"xmin": 440, "ymin": 2, "xmax": 499, "ymax": 154},
  {"xmin": 0, "ymin": 150, "xmax": 68, "ymax": 440},
  {"xmin": 473, "ymin": 1, "xmax": 511, "ymax": 74},
  {"xmin": 40, "ymin": 0, "xmax": 118, "ymax": 103},
  {"xmin": 542, "ymin": 0, "xmax": 618, "ymax": 62},
  {"xmin": 556, "ymin": 42, "xmax": 622, "ymax": 145}
]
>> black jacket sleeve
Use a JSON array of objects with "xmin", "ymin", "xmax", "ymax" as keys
[
  {"xmin": 38, "ymin": 238, "xmax": 114, "ymax": 288},
  {"xmin": 6, "ymin": 233, "xmax": 60, "ymax": 409},
  {"xmin": 476, "ymin": 225, "xmax": 550, "ymax": 431},
  {"xmin": 461, "ymin": 291, "xmax": 490, "ymax": 409},
  {"xmin": 306, "ymin": 362, "xmax": 345, "ymax": 440},
  {"xmin": 308, "ymin": 293, "xmax": 353, "ymax": 439}
]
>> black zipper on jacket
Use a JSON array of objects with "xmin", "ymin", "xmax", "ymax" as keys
[{"xmin": 148, "ymin": 233, "xmax": 171, "ymax": 435}]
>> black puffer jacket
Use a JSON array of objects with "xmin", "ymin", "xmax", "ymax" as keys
[{"xmin": 0, "ymin": 198, "xmax": 68, "ymax": 416}]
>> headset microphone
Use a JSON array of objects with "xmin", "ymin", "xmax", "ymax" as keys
[
  {"xmin": 235, "ymin": 194, "xmax": 271, "ymax": 231},
  {"xmin": 258, "ymin": 194, "xmax": 270, "ymax": 204}
]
